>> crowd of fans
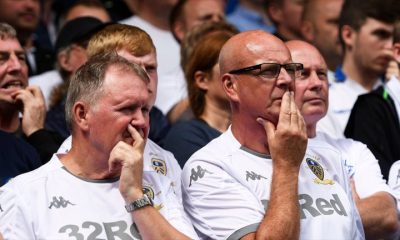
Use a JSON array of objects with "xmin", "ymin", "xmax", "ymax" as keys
[{"xmin": 0, "ymin": 0, "xmax": 399, "ymax": 239}]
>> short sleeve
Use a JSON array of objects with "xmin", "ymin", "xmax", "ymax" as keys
[
  {"xmin": 351, "ymin": 143, "xmax": 393, "ymax": 198},
  {"xmin": 182, "ymin": 159, "xmax": 264, "ymax": 239},
  {"xmin": 0, "ymin": 181, "xmax": 34, "ymax": 239}
]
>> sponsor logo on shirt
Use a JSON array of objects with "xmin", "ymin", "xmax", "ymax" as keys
[
  {"xmin": 189, "ymin": 165, "xmax": 213, "ymax": 187},
  {"xmin": 261, "ymin": 194, "xmax": 348, "ymax": 219},
  {"xmin": 306, "ymin": 157, "xmax": 334, "ymax": 185},
  {"xmin": 58, "ymin": 220, "xmax": 141, "ymax": 239},
  {"xmin": 299, "ymin": 193, "xmax": 347, "ymax": 219},
  {"xmin": 151, "ymin": 158, "xmax": 167, "ymax": 176},
  {"xmin": 48, "ymin": 196, "xmax": 76, "ymax": 209},
  {"xmin": 246, "ymin": 171, "xmax": 267, "ymax": 181}
]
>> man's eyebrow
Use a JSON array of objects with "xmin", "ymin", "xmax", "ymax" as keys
[{"xmin": 0, "ymin": 50, "xmax": 25, "ymax": 55}]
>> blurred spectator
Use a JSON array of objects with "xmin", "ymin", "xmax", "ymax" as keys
[
  {"xmin": 61, "ymin": 0, "xmax": 111, "ymax": 24},
  {"xmin": 227, "ymin": 0, "xmax": 275, "ymax": 32},
  {"xmin": 265, "ymin": 0, "xmax": 304, "ymax": 41},
  {"xmin": 168, "ymin": 21, "xmax": 238, "ymax": 123},
  {"xmin": 345, "ymin": 20, "xmax": 400, "ymax": 180},
  {"xmin": 0, "ymin": 22, "xmax": 62, "ymax": 164},
  {"xmin": 170, "ymin": 0, "xmax": 225, "ymax": 43},
  {"xmin": 0, "ymin": 130, "xmax": 41, "ymax": 186},
  {"xmin": 0, "ymin": 0, "xmax": 54, "ymax": 76},
  {"xmin": 43, "ymin": 17, "xmax": 107, "ymax": 139},
  {"xmin": 163, "ymin": 30, "xmax": 236, "ymax": 167},
  {"xmin": 30, "ymin": 2, "xmax": 111, "ymax": 109},
  {"xmin": 0, "ymin": 25, "xmax": 41, "ymax": 185},
  {"xmin": 301, "ymin": 0, "xmax": 344, "ymax": 82},
  {"xmin": 121, "ymin": 0, "xmax": 185, "ymax": 115},
  {"xmin": 318, "ymin": 0, "xmax": 397, "ymax": 139}
]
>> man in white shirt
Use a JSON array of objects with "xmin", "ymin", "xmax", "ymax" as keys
[
  {"xmin": 287, "ymin": 39, "xmax": 399, "ymax": 239},
  {"xmin": 317, "ymin": 0, "xmax": 397, "ymax": 138},
  {"xmin": 0, "ymin": 53, "xmax": 196, "ymax": 239},
  {"xmin": 182, "ymin": 30, "xmax": 364, "ymax": 239},
  {"xmin": 121, "ymin": 0, "xmax": 185, "ymax": 115}
]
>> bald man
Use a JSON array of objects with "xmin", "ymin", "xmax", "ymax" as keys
[
  {"xmin": 288, "ymin": 40, "xmax": 399, "ymax": 239},
  {"xmin": 181, "ymin": 30, "xmax": 364, "ymax": 239}
]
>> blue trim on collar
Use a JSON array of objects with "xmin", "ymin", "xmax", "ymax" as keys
[{"xmin": 334, "ymin": 65, "xmax": 346, "ymax": 82}]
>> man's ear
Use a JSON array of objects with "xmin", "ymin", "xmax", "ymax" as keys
[
  {"xmin": 222, "ymin": 74, "xmax": 239, "ymax": 102},
  {"xmin": 267, "ymin": 4, "xmax": 283, "ymax": 25},
  {"xmin": 194, "ymin": 70, "xmax": 209, "ymax": 91},
  {"xmin": 58, "ymin": 50, "xmax": 75, "ymax": 73},
  {"xmin": 172, "ymin": 20, "xmax": 185, "ymax": 43},
  {"xmin": 341, "ymin": 25, "xmax": 356, "ymax": 50},
  {"xmin": 301, "ymin": 20, "xmax": 314, "ymax": 42},
  {"xmin": 393, "ymin": 43, "xmax": 400, "ymax": 63},
  {"xmin": 72, "ymin": 101, "xmax": 90, "ymax": 131}
]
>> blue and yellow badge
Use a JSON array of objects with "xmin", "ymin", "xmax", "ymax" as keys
[
  {"xmin": 306, "ymin": 158, "xmax": 334, "ymax": 185},
  {"xmin": 151, "ymin": 158, "xmax": 167, "ymax": 176},
  {"xmin": 143, "ymin": 185, "xmax": 163, "ymax": 210}
]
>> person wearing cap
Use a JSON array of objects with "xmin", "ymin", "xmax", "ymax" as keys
[{"xmin": 39, "ymin": 16, "xmax": 108, "ymax": 139}]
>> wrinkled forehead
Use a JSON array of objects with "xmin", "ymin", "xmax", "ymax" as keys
[
  {"xmin": 0, "ymin": 38, "xmax": 24, "ymax": 53},
  {"xmin": 290, "ymin": 48, "xmax": 327, "ymax": 68},
  {"xmin": 238, "ymin": 40, "xmax": 292, "ymax": 66}
]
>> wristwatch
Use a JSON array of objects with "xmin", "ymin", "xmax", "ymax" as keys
[{"xmin": 125, "ymin": 194, "xmax": 153, "ymax": 212}]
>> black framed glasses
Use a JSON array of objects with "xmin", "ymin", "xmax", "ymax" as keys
[{"xmin": 229, "ymin": 63, "xmax": 304, "ymax": 80}]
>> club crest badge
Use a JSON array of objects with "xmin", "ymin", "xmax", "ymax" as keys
[
  {"xmin": 306, "ymin": 158, "xmax": 334, "ymax": 185},
  {"xmin": 151, "ymin": 158, "xmax": 167, "ymax": 176}
]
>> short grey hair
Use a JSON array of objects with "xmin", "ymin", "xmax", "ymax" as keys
[
  {"xmin": 65, "ymin": 51, "xmax": 150, "ymax": 131},
  {"xmin": 0, "ymin": 22, "xmax": 17, "ymax": 40}
]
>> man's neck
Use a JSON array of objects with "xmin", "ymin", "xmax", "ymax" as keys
[
  {"xmin": 231, "ymin": 112, "xmax": 272, "ymax": 155},
  {"xmin": 60, "ymin": 140, "xmax": 116, "ymax": 180},
  {"xmin": 18, "ymin": 31, "xmax": 34, "ymax": 49},
  {"xmin": 200, "ymin": 101, "xmax": 231, "ymax": 133},
  {"xmin": 276, "ymin": 27, "xmax": 302, "ymax": 42},
  {"xmin": 342, "ymin": 54, "xmax": 380, "ymax": 91},
  {"xmin": 136, "ymin": 4, "xmax": 170, "ymax": 30}
]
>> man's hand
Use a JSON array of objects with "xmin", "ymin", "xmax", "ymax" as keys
[
  {"xmin": 350, "ymin": 178, "xmax": 361, "ymax": 203},
  {"xmin": 109, "ymin": 124, "xmax": 146, "ymax": 202},
  {"xmin": 385, "ymin": 60, "xmax": 399, "ymax": 81},
  {"xmin": 12, "ymin": 86, "xmax": 46, "ymax": 136},
  {"xmin": 257, "ymin": 91, "xmax": 307, "ymax": 170}
]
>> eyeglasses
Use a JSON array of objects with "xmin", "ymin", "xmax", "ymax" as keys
[{"xmin": 229, "ymin": 63, "xmax": 304, "ymax": 80}]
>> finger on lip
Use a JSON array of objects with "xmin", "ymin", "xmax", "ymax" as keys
[{"xmin": 127, "ymin": 124, "xmax": 145, "ymax": 139}]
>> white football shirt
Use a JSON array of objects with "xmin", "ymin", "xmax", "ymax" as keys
[
  {"xmin": 182, "ymin": 128, "xmax": 365, "ymax": 239},
  {"xmin": 58, "ymin": 136, "xmax": 183, "ymax": 203},
  {"xmin": 315, "ymin": 132, "xmax": 393, "ymax": 198},
  {"xmin": 0, "ymin": 144, "xmax": 197, "ymax": 239},
  {"xmin": 317, "ymin": 78, "xmax": 370, "ymax": 139}
]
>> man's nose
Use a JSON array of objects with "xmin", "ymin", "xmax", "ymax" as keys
[
  {"xmin": 7, "ymin": 55, "xmax": 23, "ymax": 72},
  {"xmin": 276, "ymin": 67, "xmax": 294, "ymax": 91},
  {"xmin": 309, "ymin": 71, "xmax": 323, "ymax": 91},
  {"xmin": 131, "ymin": 110, "xmax": 148, "ymax": 128}
]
